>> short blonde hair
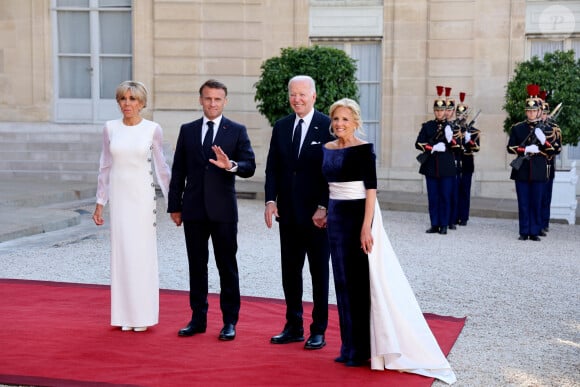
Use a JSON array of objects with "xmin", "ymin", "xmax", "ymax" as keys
[
  {"xmin": 115, "ymin": 80, "xmax": 148, "ymax": 108},
  {"xmin": 328, "ymin": 98, "xmax": 364, "ymax": 136}
]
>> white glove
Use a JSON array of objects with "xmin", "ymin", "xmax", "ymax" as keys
[
  {"xmin": 524, "ymin": 144, "xmax": 540, "ymax": 154},
  {"xmin": 445, "ymin": 125, "xmax": 453, "ymax": 142},
  {"xmin": 464, "ymin": 131, "xmax": 471, "ymax": 143},
  {"xmin": 534, "ymin": 128, "xmax": 546, "ymax": 145},
  {"xmin": 431, "ymin": 142, "xmax": 446, "ymax": 153}
]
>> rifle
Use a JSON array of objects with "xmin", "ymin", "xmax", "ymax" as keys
[
  {"xmin": 546, "ymin": 102, "xmax": 563, "ymax": 125},
  {"xmin": 509, "ymin": 127, "xmax": 538, "ymax": 171},
  {"xmin": 466, "ymin": 109, "xmax": 481, "ymax": 130}
]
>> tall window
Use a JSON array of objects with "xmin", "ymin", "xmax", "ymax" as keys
[
  {"xmin": 315, "ymin": 41, "xmax": 382, "ymax": 154},
  {"xmin": 53, "ymin": 0, "xmax": 132, "ymax": 122}
]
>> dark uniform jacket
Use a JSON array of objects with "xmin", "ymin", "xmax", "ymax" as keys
[
  {"xmin": 507, "ymin": 120, "xmax": 555, "ymax": 182},
  {"xmin": 461, "ymin": 125, "xmax": 481, "ymax": 175},
  {"xmin": 415, "ymin": 119, "xmax": 457, "ymax": 178}
]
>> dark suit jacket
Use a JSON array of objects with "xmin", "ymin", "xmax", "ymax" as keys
[
  {"xmin": 168, "ymin": 116, "xmax": 255, "ymax": 222},
  {"xmin": 264, "ymin": 110, "xmax": 332, "ymax": 225}
]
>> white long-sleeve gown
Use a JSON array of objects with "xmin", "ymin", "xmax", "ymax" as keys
[
  {"xmin": 330, "ymin": 181, "xmax": 457, "ymax": 385},
  {"xmin": 96, "ymin": 119, "xmax": 171, "ymax": 328}
]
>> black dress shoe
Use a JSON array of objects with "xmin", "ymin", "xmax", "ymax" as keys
[
  {"xmin": 448, "ymin": 224, "xmax": 457, "ymax": 230},
  {"xmin": 334, "ymin": 355, "xmax": 347, "ymax": 363},
  {"xmin": 529, "ymin": 235, "xmax": 541, "ymax": 241},
  {"xmin": 439, "ymin": 226, "xmax": 447, "ymax": 235},
  {"xmin": 178, "ymin": 321, "xmax": 206, "ymax": 337},
  {"xmin": 218, "ymin": 323, "xmax": 236, "ymax": 341},
  {"xmin": 304, "ymin": 334, "xmax": 326, "ymax": 350},
  {"xmin": 270, "ymin": 327, "xmax": 304, "ymax": 344},
  {"xmin": 425, "ymin": 226, "xmax": 439, "ymax": 234},
  {"xmin": 457, "ymin": 220, "xmax": 468, "ymax": 226},
  {"xmin": 539, "ymin": 230, "xmax": 547, "ymax": 237},
  {"xmin": 543, "ymin": 227, "xmax": 549, "ymax": 233},
  {"xmin": 518, "ymin": 235, "xmax": 528, "ymax": 241}
]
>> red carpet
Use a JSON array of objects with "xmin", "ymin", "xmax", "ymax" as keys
[{"xmin": 0, "ymin": 279, "xmax": 465, "ymax": 387}]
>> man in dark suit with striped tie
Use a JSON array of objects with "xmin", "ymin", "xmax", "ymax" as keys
[
  {"xmin": 264, "ymin": 75, "xmax": 332, "ymax": 350},
  {"xmin": 168, "ymin": 79, "xmax": 255, "ymax": 341}
]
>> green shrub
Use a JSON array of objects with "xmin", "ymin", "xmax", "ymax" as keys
[{"xmin": 502, "ymin": 50, "xmax": 580, "ymax": 145}]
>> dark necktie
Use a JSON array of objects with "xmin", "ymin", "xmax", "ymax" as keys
[
  {"xmin": 203, "ymin": 121, "xmax": 214, "ymax": 158},
  {"xmin": 292, "ymin": 119, "xmax": 303, "ymax": 160}
]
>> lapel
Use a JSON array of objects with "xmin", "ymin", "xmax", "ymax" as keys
[
  {"xmin": 298, "ymin": 112, "xmax": 323, "ymax": 160},
  {"xmin": 213, "ymin": 117, "xmax": 228, "ymax": 146},
  {"xmin": 303, "ymin": 118, "xmax": 321, "ymax": 149},
  {"xmin": 191, "ymin": 120, "xmax": 203, "ymax": 159}
]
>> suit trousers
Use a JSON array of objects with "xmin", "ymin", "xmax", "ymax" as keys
[
  {"xmin": 515, "ymin": 180, "xmax": 544, "ymax": 237},
  {"xmin": 541, "ymin": 178, "xmax": 554, "ymax": 229},
  {"xmin": 183, "ymin": 220, "xmax": 240, "ymax": 325},
  {"xmin": 278, "ymin": 221, "xmax": 330, "ymax": 335},
  {"xmin": 457, "ymin": 172, "xmax": 473, "ymax": 223},
  {"xmin": 426, "ymin": 176, "xmax": 453, "ymax": 228},
  {"xmin": 449, "ymin": 172, "xmax": 460, "ymax": 225}
]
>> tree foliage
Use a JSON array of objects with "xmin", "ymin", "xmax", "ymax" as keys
[
  {"xmin": 254, "ymin": 46, "xmax": 359, "ymax": 126},
  {"xmin": 503, "ymin": 50, "xmax": 580, "ymax": 145}
]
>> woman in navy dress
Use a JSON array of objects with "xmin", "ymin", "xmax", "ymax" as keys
[
  {"xmin": 322, "ymin": 99, "xmax": 376, "ymax": 366},
  {"xmin": 321, "ymin": 98, "xmax": 456, "ymax": 384}
]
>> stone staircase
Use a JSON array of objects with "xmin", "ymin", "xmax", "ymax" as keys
[{"xmin": 0, "ymin": 122, "xmax": 103, "ymax": 182}]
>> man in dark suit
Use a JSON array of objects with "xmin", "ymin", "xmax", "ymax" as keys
[
  {"xmin": 264, "ymin": 75, "xmax": 332, "ymax": 350},
  {"xmin": 168, "ymin": 79, "xmax": 255, "ymax": 341}
]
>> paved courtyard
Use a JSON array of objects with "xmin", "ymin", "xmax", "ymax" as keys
[{"xmin": 0, "ymin": 198, "xmax": 578, "ymax": 386}]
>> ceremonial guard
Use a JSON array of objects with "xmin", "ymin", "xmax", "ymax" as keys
[
  {"xmin": 415, "ymin": 86, "xmax": 459, "ymax": 235},
  {"xmin": 444, "ymin": 87, "xmax": 461, "ymax": 230},
  {"xmin": 538, "ymin": 90, "xmax": 562, "ymax": 234},
  {"xmin": 507, "ymin": 84, "xmax": 555, "ymax": 241},
  {"xmin": 456, "ymin": 92, "xmax": 480, "ymax": 226}
]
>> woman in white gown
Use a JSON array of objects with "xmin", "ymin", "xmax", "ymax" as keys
[
  {"xmin": 93, "ymin": 81, "xmax": 171, "ymax": 332},
  {"xmin": 321, "ymin": 98, "xmax": 456, "ymax": 384}
]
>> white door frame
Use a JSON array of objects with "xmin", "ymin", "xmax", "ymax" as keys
[{"xmin": 51, "ymin": 0, "xmax": 131, "ymax": 123}]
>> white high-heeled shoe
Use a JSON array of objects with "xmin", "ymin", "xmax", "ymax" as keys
[
  {"xmin": 121, "ymin": 326, "xmax": 132, "ymax": 331},
  {"xmin": 133, "ymin": 327, "xmax": 147, "ymax": 332}
]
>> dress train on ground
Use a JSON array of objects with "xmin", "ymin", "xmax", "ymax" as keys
[{"xmin": 369, "ymin": 200, "xmax": 456, "ymax": 384}]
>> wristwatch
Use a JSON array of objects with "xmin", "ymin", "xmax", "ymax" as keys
[{"xmin": 317, "ymin": 205, "xmax": 327, "ymax": 211}]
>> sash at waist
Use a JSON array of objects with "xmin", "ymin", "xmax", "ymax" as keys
[{"xmin": 329, "ymin": 181, "xmax": 366, "ymax": 200}]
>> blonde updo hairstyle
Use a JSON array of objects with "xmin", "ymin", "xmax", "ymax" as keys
[
  {"xmin": 115, "ymin": 80, "xmax": 148, "ymax": 108},
  {"xmin": 328, "ymin": 98, "xmax": 364, "ymax": 137}
]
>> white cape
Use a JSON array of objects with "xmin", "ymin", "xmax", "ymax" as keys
[{"xmin": 369, "ymin": 200, "xmax": 457, "ymax": 384}]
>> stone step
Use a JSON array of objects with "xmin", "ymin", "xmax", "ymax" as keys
[
  {"xmin": 0, "ymin": 160, "xmax": 99, "ymax": 171},
  {"xmin": 0, "ymin": 122, "xmax": 102, "ymax": 133},
  {"xmin": 0, "ymin": 141, "xmax": 101, "ymax": 152},
  {"xmin": 0, "ymin": 151, "xmax": 100, "ymax": 162},
  {"xmin": 0, "ymin": 170, "xmax": 98, "ymax": 183},
  {"xmin": 0, "ymin": 123, "xmax": 173, "ymax": 183},
  {"xmin": 0, "ymin": 132, "xmax": 102, "ymax": 142},
  {"xmin": 0, "ymin": 178, "xmax": 96, "ymax": 207}
]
